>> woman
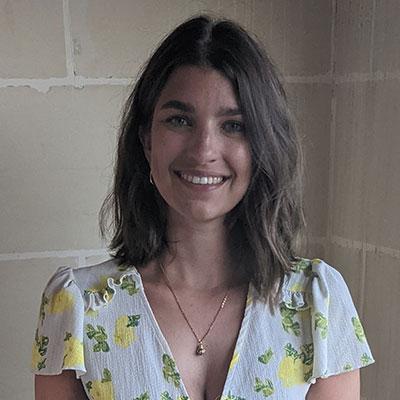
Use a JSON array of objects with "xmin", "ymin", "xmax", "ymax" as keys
[{"xmin": 32, "ymin": 15, "xmax": 374, "ymax": 400}]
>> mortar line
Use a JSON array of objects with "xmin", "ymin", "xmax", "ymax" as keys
[
  {"xmin": 63, "ymin": 0, "xmax": 75, "ymax": 77},
  {"xmin": 3, "ymin": 72, "xmax": 400, "ymax": 94},
  {"xmin": 0, "ymin": 248, "xmax": 109, "ymax": 262}
]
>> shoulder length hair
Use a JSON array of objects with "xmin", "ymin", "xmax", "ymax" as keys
[{"xmin": 99, "ymin": 15, "xmax": 305, "ymax": 304}]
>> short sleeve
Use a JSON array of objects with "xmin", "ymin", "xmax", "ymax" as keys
[
  {"xmin": 309, "ymin": 259, "xmax": 375, "ymax": 382},
  {"xmin": 31, "ymin": 266, "xmax": 86, "ymax": 377}
]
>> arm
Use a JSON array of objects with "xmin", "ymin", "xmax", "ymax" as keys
[
  {"xmin": 35, "ymin": 371, "xmax": 88, "ymax": 400},
  {"xmin": 306, "ymin": 369, "xmax": 360, "ymax": 400}
]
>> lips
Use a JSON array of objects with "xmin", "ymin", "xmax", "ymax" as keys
[{"xmin": 174, "ymin": 171, "xmax": 229, "ymax": 185}]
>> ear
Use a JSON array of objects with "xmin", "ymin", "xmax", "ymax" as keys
[{"xmin": 139, "ymin": 129, "xmax": 151, "ymax": 162}]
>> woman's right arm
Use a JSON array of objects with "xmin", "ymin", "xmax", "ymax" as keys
[{"xmin": 35, "ymin": 371, "xmax": 88, "ymax": 400}]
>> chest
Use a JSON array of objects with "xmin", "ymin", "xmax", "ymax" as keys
[{"xmin": 144, "ymin": 284, "xmax": 248, "ymax": 400}]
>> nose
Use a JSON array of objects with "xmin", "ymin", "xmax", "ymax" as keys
[{"xmin": 186, "ymin": 122, "xmax": 219, "ymax": 164}]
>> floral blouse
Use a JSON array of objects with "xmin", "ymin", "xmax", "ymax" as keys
[{"xmin": 31, "ymin": 257, "xmax": 374, "ymax": 399}]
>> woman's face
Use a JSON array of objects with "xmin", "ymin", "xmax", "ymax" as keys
[{"xmin": 143, "ymin": 65, "xmax": 252, "ymax": 225}]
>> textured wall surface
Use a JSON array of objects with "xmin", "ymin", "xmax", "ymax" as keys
[
  {"xmin": 326, "ymin": 1, "xmax": 400, "ymax": 398},
  {"xmin": 0, "ymin": 1, "xmax": 397, "ymax": 399}
]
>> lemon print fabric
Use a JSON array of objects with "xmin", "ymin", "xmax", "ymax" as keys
[
  {"xmin": 314, "ymin": 312, "xmax": 328, "ymax": 339},
  {"xmin": 31, "ymin": 259, "xmax": 375, "ymax": 399},
  {"xmin": 280, "ymin": 304, "xmax": 301, "ymax": 336},
  {"xmin": 162, "ymin": 354, "xmax": 181, "ymax": 388},
  {"xmin": 352, "ymin": 317, "xmax": 366, "ymax": 342},
  {"xmin": 31, "ymin": 329, "xmax": 48, "ymax": 371},
  {"xmin": 63, "ymin": 331, "xmax": 84, "ymax": 368},
  {"xmin": 278, "ymin": 343, "xmax": 313, "ymax": 387},
  {"xmin": 86, "ymin": 368, "xmax": 114, "ymax": 400},
  {"xmin": 229, "ymin": 351, "xmax": 240, "ymax": 371},
  {"xmin": 114, "ymin": 314, "xmax": 140, "ymax": 348},
  {"xmin": 86, "ymin": 324, "xmax": 110, "ymax": 352},
  {"xmin": 49, "ymin": 288, "xmax": 75, "ymax": 314}
]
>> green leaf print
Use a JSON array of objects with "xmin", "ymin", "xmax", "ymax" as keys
[
  {"xmin": 361, "ymin": 353, "xmax": 373, "ymax": 366},
  {"xmin": 64, "ymin": 331, "xmax": 72, "ymax": 341},
  {"xmin": 343, "ymin": 363, "xmax": 353, "ymax": 371},
  {"xmin": 37, "ymin": 359, "xmax": 47, "ymax": 371},
  {"xmin": 161, "ymin": 392, "xmax": 173, "ymax": 400},
  {"xmin": 127, "ymin": 315, "xmax": 141, "ymax": 327},
  {"xmin": 102, "ymin": 368, "xmax": 112, "ymax": 383},
  {"xmin": 134, "ymin": 393, "xmax": 150, "ymax": 400},
  {"xmin": 39, "ymin": 294, "xmax": 49, "ymax": 325},
  {"xmin": 258, "ymin": 348, "xmax": 273, "ymax": 364},
  {"xmin": 34, "ymin": 329, "xmax": 49, "ymax": 357},
  {"xmin": 280, "ymin": 304, "xmax": 301, "ymax": 336},
  {"xmin": 314, "ymin": 312, "xmax": 328, "ymax": 339},
  {"xmin": 254, "ymin": 377, "xmax": 274, "ymax": 397},
  {"xmin": 162, "ymin": 354, "xmax": 181, "ymax": 388},
  {"xmin": 85, "ymin": 324, "xmax": 110, "ymax": 352},
  {"xmin": 121, "ymin": 275, "xmax": 140, "ymax": 295},
  {"xmin": 351, "ymin": 317, "xmax": 366, "ymax": 342},
  {"xmin": 299, "ymin": 343, "xmax": 314, "ymax": 366},
  {"xmin": 177, "ymin": 396, "xmax": 189, "ymax": 400},
  {"xmin": 291, "ymin": 259, "xmax": 313, "ymax": 276}
]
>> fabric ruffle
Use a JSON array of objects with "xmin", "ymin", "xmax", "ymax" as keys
[
  {"xmin": 83, "ymin": 267, "xmax": 141, "ymax": 312},
  {"xmin": 282, "ymin": 258, "xmax": 375, "ymax": 384}
]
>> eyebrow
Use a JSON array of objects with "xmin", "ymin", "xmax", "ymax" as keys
[{"xmin": 160, "ymin": 100, "xmax": 242, "ymax": 117}]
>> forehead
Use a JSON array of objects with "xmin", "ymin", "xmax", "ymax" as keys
[{"xmin": 155, "ymin": 65, "xmax": 240, "ymax": 110}]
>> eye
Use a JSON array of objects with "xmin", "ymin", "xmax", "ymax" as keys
[
  {"xmin": 223, "ymin": 120, "xmax": 245, "ymax": 135},
  {"xmin": 164, "ymin": 115, "xmax": 192, "ymax": 128}
]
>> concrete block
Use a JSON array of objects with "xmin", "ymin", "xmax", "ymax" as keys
[
  {"xmin": 0, "ymin": 0, "xmax": 66, "ymax": 78},
  {"xmin": 0, "ymin": 257, "xmax": 77, "ymax": 400},
  {"xmin": 254, "ymin": 0, "xmax": 332, "ymax": 76},
  {"xmin": 335, "ymin": 0, "xmax": 374, "ymax": 75},
  {"xmin": 373, "ymin": 0, "xmax": 400, "ymax": 73},
  {"xmin": 0, "ymin": 85, "xmax": 127, "ymax": 253},
  {"xmin": 361, "ymin": 252, "xmax": 400, "ymax": 400},
  {"xmin": 364, "ymin": 80, "xmax": 400, "ymax": 249},
  {"xmin": 287, "ymin": 83, "xmax": 331, "ymax": 238},
  {"xmin": 69, "ymin": 0, "xmax": 224, "ymax": 78},
  {"xmin": 332, "ymin": 81, "xmax": 369, "ymax": 242}
]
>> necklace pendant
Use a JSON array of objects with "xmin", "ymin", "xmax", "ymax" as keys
[{"xmin": 196, "ymin": 342, "xmax": 205, "ymax": 355}]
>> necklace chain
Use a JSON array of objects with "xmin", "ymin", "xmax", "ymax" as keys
[{"xmin": 158, "ymin": 261, "xmax": 229, "ymax": 355}]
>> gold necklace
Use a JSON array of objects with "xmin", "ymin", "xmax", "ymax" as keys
[{"xmin": 159, "ymin": 261, "xmax": 229, "ymax": 356}]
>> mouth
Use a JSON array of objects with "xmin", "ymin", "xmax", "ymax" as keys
[{"xmin": 174, "ymin": 171, "xmax": 230, "ymax": 185}]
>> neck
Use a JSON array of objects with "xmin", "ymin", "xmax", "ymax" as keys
[{"xmin": 158, "ymin": 213, "xmax": 244, "ymax": 291}]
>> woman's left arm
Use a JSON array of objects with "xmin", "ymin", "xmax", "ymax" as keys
[{"xmin": 306, "ymin": 369, "xmax": 360, "ymax": 400}]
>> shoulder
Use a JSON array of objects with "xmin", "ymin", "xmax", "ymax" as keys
[
  {"xmin": 43, "ymin": 258, "xmax": 125, "ymax": 295},
  {"xmin": 281, "ymin": 257, "xmax": 352, "ymax": 310}
]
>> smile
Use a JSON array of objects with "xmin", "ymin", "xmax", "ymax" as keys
[{"xmin": 175, "ymin": 171, "xmax": 228, "ymax": 185}]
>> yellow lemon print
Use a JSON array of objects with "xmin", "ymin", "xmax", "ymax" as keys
[
  {"xmin": 114, "ymin": 315, "xmax": 140, "ymax": 348},
  {"xmin": 49, "ymin": 289, "xmax": 75, "ymax": 314},
  {"xmin": 289, "ymin": 282, "xmax": 305, "ymax": 292},
  {"xmin": 31, "ymin": 343, "xmax": 42, "ymax": 370},
  {"xmin": 229, "ymin": 351, "xmax": 239, "ymax": 371},
  {"xmin": 89, "ymin": 380, "xmax": 114, "ymax": 400},
  {"xmin": 86, "ymin": 369, "xmax": 114, "ymax": 400},
  {"xmin": 278, "ymin": 343, "xmax": 313, "ymax": 387},
  {"xmin": 278, "ymin": 356, "xmax": 308, "ymax": 387},
  {"xmin": 63, "ymin": 332, "xmax": 84, "ymax": 368}
]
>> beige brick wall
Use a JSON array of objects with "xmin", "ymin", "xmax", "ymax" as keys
[{"xmin": 0, "ymin": 1, "xmax": 397, "ymax": 399}]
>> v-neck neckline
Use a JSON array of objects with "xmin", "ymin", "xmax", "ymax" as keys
[{"xmin": 134, "ymin": 267, "xmax": 254, "ymax": 399}]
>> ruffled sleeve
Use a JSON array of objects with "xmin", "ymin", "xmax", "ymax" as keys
[
  {"xmin": 308, "ymin": 259, "xmax": 375, "ymax": 382},
  {"xmin": 31, "ymin": 266, "xmax": 86, "ymax": 377}
]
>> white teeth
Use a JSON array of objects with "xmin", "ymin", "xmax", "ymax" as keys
[{"xmin": 179, "ymin": 172, "xmax": 224, "ymax": 185}]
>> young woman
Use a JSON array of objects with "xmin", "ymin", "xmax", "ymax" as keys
[{"xmin": 32, "ymin": 15, "xmax": 374, "ymax": 400}]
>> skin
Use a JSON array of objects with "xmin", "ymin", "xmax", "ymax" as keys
[{"xmin": 35, "ymin": 66, "xmax": 361, "ymax": 400}]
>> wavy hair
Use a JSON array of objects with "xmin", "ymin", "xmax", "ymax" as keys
[{"xmin": 99, "ymin": 15, "xmax": 305, "ymax": 303}]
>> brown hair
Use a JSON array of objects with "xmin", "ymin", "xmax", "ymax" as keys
[{"xmin": 99, "ymin": 15, "xmax": 305, "ymax": 304}]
